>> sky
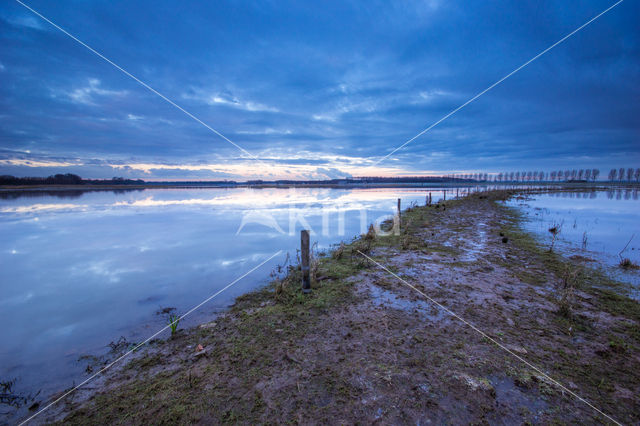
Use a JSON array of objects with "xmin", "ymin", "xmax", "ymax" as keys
[{"xmin": 0, "ymin": 0, "xmax": 638, "ymax": 181}]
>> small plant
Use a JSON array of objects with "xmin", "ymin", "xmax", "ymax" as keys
[
  {"xmin": 0, "ymin": 378, "xmax": 16, "ymax": 393},
  {"xmin": 363, "ymin": 223, "xmax": 376, "ymax": 241},
  {"xmin": 608, "ymin": 337, "xmax": 627, "ymax": 354},
  {"xmin": 354, "ymin": 238, "xmax": 372, "ymax": 256},
  {"xmin": 168, "ymin": 314, "xmax": 180, "ymax": 335},
  {"xmin": 617, "ymin": 234, "xmax": 637, "ymax": 269},
  {"xmin": 108, "ymin": 336, "xmax": 131, "ymax": 353},
  {"xmin": 557, "ymin": 265, "xmax": 578, "ymax": 318},
  {"xmin": 547, "ymin": 220, "xmax": 563, "ymax": 252},
  {"xmin": 619, "ymin": 258, "xmax": 639, "ymax": 270},
  {"xmin": 332, "ymin": 242, "xmax": 345, "ymax": 260},
  {"xmin": 401, "ymin": 234, "xmax": 412, "ymax": 250},
  {"xmin": 310, "ymin": 241, "xmax": 320, "ymax": 283}
]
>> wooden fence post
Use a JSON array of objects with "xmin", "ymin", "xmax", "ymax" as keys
[
  {"xmin": 397, "ymin": 198, "xmax": 401, "ymax": 229},
  {"xmin": 301, "ymin": 230, "xmax": 311, "ymax": 293}
]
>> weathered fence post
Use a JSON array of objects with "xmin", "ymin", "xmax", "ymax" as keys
[
  {"xmin": 301, "ymin": 230, "xmax": 311, "ymax": 293},
  {"xmin": 397, "ymin": 198, "xmax": 401, "ymax": 229},
  {"xmin": 456, "ymin": 188, "xmax": 459, "ymax": 199},
  {"xmin": 443, "ymin": 190, "xmax": 446, "ymax": 201}
]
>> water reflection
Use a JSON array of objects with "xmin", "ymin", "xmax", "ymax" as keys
[
  {"xmin": 0, "ymin": 188, "xmax": 143, "ymax": 200},
  {"xmin": 542, "ymin": 188, "xmax": 640, "ymax": 201},
  {"xmin": 0, "ymin": 186, "xmax": 451, "ymax": 421},
  {"xmin": 508, "ymin": 190, "xmax": 640, "ymax": 292}
]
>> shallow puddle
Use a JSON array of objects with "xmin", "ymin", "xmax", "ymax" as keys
[
  {"xmin": 488, "ymin": 375, "xmax": 548, "ymax": 423},
  {"xmin": 367, "ymin": 284, "xmax": 448, "ymax": 322}
]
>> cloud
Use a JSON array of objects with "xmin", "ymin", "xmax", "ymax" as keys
[
  {"xmin": 64, "ymin": 79, "xmax": 128, "ymax": 105},
  {"xmin": 314, "ymin": 167, "xmax": 353, "ymax": 180},
  {"xmin": 8, "ymin": 15, "xmax": 46, "ymax": 31},
  {"xmin": 0, "ymin": 151, "xmax": 399, "ymax": 181},
  {"xmin": 236, "ymin": 128, "xmax": 292, "ymax": 135},
  {"xmin": 414, "ymin": 89, "xmax": 454, "ymax": 104},
  {"xmin": 183, "ymin": 89, "xmax": 279, "ymax": 112},
  {"xmin": 0, "ymin": 0, "xmax": 638, "ymax": 178},
  {"xmin": 0, "ymin": 157, "xmax": 81, "ymax": 168}
]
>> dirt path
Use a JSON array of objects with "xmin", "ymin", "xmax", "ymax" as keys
[{"xmin": 40, "ymin": 191, "xmax": 639, "ymax": 425}]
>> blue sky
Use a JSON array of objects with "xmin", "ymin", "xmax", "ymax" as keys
[{"xmin": 0, "ymin": 0, "xmax": 638, "ymax": 180}]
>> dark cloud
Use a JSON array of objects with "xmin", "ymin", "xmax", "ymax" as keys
[{"xmin": 0, "ymin": 0, "xmax": 638, "ymax": 179}]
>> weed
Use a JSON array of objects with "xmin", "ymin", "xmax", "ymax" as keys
[
  {"xmin": 0, "ymin": 378, "xmax": 16, "ymax": 393},
  {"xmin": 608, "ymin": 336, "xmax": 627, "ymax": 354},
  {"xmin": 617, "ymin": 234, "xmax": 636, "ymax": 269},
  {"xmin": 557, "ymin": 265, "xmax": 578, "ymax": 318},
  {"xmin": 547, "ymin": 220, "xmax": 563, "ymax": 252},
  {"xmin": 168, "ymin": 314, "xmax": 180, "ymax": 335},
  {"xmin": 619, "ymin": 258, "xmax": 639, "ymax": 270},
  {"xmin": 310, "ymin": 241, "xmax": 320, "ymax": 282},
  {"xmin": 363, "ymin": 223, "xmax": 376, "ymax": 241},
  {"xmin": 108, "ymin": 336, "xmax": 131, "ymax": 353},
  {"xmin": 332, "ymin": 242, "xmax": 345, "ymax": 260}
]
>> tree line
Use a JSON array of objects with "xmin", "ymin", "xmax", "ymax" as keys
[
  {"xmin": 455, "ymin": 167, "xmax": 640, "ymax": 182},
  {"xmin": 0, "ymin": 174, "xmax": 145, "ymax": 186},
  {"xmin": 607, "ymin": 168, "xmax": 640, "ymax": 182}
]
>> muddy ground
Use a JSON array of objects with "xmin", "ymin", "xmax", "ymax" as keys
[{"xmin": 33, "ymin": 190, "xmax": 639, "ymax": 424}]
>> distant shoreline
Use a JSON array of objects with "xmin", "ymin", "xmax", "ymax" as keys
[{"xmin": 2, "ymin": 181, "xmax": 638, "ymax": 192}]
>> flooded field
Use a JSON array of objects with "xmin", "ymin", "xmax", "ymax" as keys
[
  {"xmin": 507, "ymin": 188, "xmax": 640, "ymax": 293},
  {"xmin": 0, "ymin": 186, "xmax": 451, "ymax": 421}
]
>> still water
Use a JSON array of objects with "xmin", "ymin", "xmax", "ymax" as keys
[
  {"xmin": 507, "ymin": 188, "xmax": 640, "ymax": 291},
  {"xmin": 0, "ymin": 186, "xmax": 446, "ymax": 419}
]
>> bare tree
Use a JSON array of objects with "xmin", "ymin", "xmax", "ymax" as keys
[
  {"xmin": 584, "ymin": 169, "xmax": 591, "ymax": 181},
  {"xmin": 608, "ymin": 168, "xmax": 617, "ymax": 181},
  {"xmin": 592, "ymin": 169, "xmax": 599, "ymax": 181},
  {"xmin": 627, "ymin": 168, "xmax": 633, "ymax": 182},
  {"xmin": 619, "ymin": 167, "xmax": 625, "ymax": 181},
  {"xmin": 635, "ymin": 168, "xmax": 640, "ymax": 182},
  {"xmin": 578, "ymin": 169, "xmax": 584, "ymax": 180}
]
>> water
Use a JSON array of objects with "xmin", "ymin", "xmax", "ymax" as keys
[
  {"xmin": 507, "ymin": 188, "xmax": 640, "ymax": 291},
  {"xmin": 0, "ymin": 186, "xmax": 452, "ymax": 421}
]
